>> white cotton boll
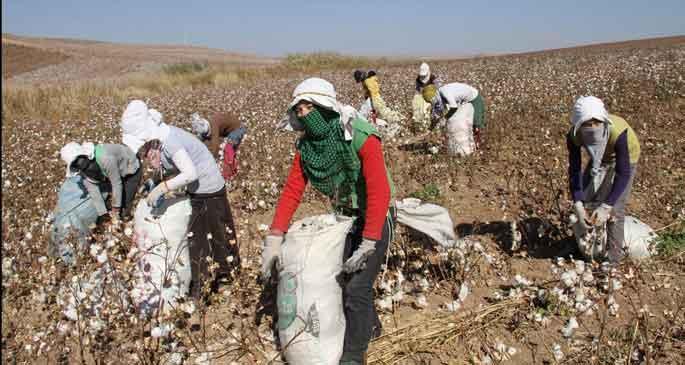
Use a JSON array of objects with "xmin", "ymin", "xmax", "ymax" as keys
[
  {"xmin": 124, "ymin": 227, "xmax": 133, "ymax": 237},
  {"xmin": 445, "ymin": 300, "xmax": 461, "ymax": 312},
  {"xmin": 206, "ymin": 233, "xmax": 213, "ymax": 240},
  {"xmin": 168, "ymin": 353, "xmax": 184, "ymax": 365},
  {"xmin": 608, "ymin": 296, "xmax": 620, "ymax": 316},
  {"xmin": 377, "ymin": 296, "xmax": 393, "ymax": 311},
  {"xmin": 458, "ymin": 283, "xmax": 470, "ymax": 302},
  {"xmin": 574, "ymin": 260, "xmax": 585, "ymax": 274},
  {"xmin": 151, "ymin": 323, "xmax": 174, "ymax": 338},
  {"xmin": 89, "ymin": 318, "xmax": 105, "ymax": 332},
  {"xmin": 582, "ymin": 268, "xmax": 594, "ymax": 283},
  {"xmin": 258, "ymin": 200, "xmax": 266, "ymax": 209},
  {"xmin": 106, "ymin": 239, "xmax": 116, "ymax": 248},
  {"xmin": 556, "ymin": 257, "xmax": 565, "ymax": 266},
  {"xmin": 258, "ymin": 224, "xmax": 269, "ymax": 232},
  {"xmin": 57, "ymin": 322, "xmax": 70, "ymax": 335},
  {"xmin": 418, "ymin": 276, "xmax": 430, "ymax": 291},
  {"xmin": 480, "ymin": 354, "xmax": 493, "ymax": 365},
  {"xmin": 415, "ymin": 294, "xmax": 428, "ymax": 308},
  {"xmin": 552, "ymin": 343, "xmax": 564, "ymax": 361},
  {"xmin": 561, "ymin": 270, "xmax": 578, "ymax": 288},
  {"xmin": 611, "ymin": 279, "xmax": 623, "ymax": 291},
  {"xmin": 25, "ymin": 232, "xmax": 33, "ymax": 240},
  {"xmin": 428, "ymin": 146, "xmax": 439, "ymax": 154},
  {"xmin": 379, "ymin": 280, "xmax": 392, "ymax": 293},
  {"xmin": 561, "ymin": 317, "xmax": 579, "ymax": 338},
  {"xmin": 195, "ymin": 352, "xmax": 211, "ymax": 365},
  {"xmin": 37, "ymin": 256, "xmax": 48, "ymax": 264},
  {"xmin": 513, "ymin": 274, "xmax": 531, "ymax": 287},
  {"xmin": 96, "ymin": 251, "xmax": 108, "ymax": 264},
  {"xmin": 89, "ymin": 244, "xmax": 102, "ymax": 258},
  {"xmin": 4, "ymin": 180, "xmax": 10, "ymax": 188},
  {"xmin": 187, "ymin": 232, "xmax": 194, "ymax": 238},
  {"xmin": 392, "ymin": 290, "xmax": 405, "ymax": 303}
]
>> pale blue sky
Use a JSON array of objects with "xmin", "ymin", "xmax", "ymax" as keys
[{"xmin": 3, "ymin": 0, "xmax": 684, "ymax": 57}]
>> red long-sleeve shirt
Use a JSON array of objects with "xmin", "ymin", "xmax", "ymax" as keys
[{"xmin": 271, "ymin": 136, "xmax": 391, "ymax": 240}]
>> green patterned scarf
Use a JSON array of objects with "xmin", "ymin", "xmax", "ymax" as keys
[{"xmin": 297, "ymin": 107, "xmax": 361, "ymax": 206}]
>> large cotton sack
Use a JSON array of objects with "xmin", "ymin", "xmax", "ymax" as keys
[
  {"xmin": 570, "ymin": 214, "xmax": 656, "ymax": 260},
  {"xmin": 48, "ymin": 176, "xmax": 108, "ymax": 265},
  {"xmin": 278, "ymin": 214, "xmax": 354, "ymax": 365},
  {"xmin": 131, "ymin": 196, "xmax": 192, "ymax": 318},
  {"xmin": 396, "ymin": 198, "xmax": 457, "ymax": 247},
  {"xmin": 445, "ymin": 103, "xmax": 475, "ymax": 157}
]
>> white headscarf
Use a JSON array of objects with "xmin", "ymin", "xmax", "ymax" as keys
[
  {"xmin": 419, "ymin": 62, "xmax": 430, "ymax": 84},
  {"xmin": 571, "ymin": 96, "xmax": 613, "ymax": 188},
  {"xmin": 190, "ymin": 112, "xmax": 211, "ymax": 138},
  {"xmin": 60, "ymin": 142, "xmax": 95, "ymax": 177},
  {"xmin": 121, "ymin": 100, "xmax": 170, "ymax": 153},
  {"xmin": 277, "ymin": 77, "xmax": 360, "ymax": 140}
]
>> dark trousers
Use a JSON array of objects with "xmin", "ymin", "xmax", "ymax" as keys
[
  {"xmin": 188, "ymin": 188, "xmax": 239, "ymax": 299},
  {"xmin": 120, "ymin": 167, "xmax": 143, "ymax": 219},
  {"xmin": 341, "ymin": 211, "xmax": 394, "ymax": 363}
]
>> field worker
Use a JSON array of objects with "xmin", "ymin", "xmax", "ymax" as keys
[
  {"xmin": 121, "ymin": 100, "xmax": 239, "ymax": 299},
  {"xmin": 60, "ymin": 141, "xmax": 142, "ymax": 223},
  {"xmin": 354, "ymin": 69, "xmax": 403, "ymax": 125},
  {"xmin": 191, "ymin": 111, "xmax": 247, "ymax": 181},
  {"xmin": 263, "ymin": 78, "xmax": 395, "ymax": 364},
  {"xmin": 567, "ymin": 96, "xmax": 640, "ymax": 263},
  {"xmin": 423, "ymin": 82, "xmax": 486, "ymax": 156},
  {"xmin": 412, "ymin": 62, "xmax": 441, "ymax": 131}
]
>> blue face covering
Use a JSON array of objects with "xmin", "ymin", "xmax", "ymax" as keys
[{"xmin": 580, "ymin": 123, "xmax": 609, "ymax": 189}]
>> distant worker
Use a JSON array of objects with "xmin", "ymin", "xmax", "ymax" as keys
[
  {"xmin": 412, "ymin": 62, "xmax": 441, "ymax": 132},
  {"xmin": 191, "ymin": 111, "xmax": 247, "ymax": 181},
  {"xmin": 567, "ymin": 96, "xmax": 640, "ymax": 263},
  {"xmin": 354, "ymin": 69, "xmax": 403, "ymax": 125},
  {"xmin": 423, "ymin": 81, "xmax": 486, "ymax": 156},
  {"xmin": 60, "ymin": 141, "xmax": 142, "ymax": 224}
]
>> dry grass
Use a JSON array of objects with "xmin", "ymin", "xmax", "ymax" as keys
[{"xmin": 1, "ymin": 53, "xmax": 394, "ymax": 122}]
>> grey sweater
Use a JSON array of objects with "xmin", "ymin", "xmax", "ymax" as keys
[{"xmin": 84, "ymin": 144, "xmax": 140, "ymax": 215}]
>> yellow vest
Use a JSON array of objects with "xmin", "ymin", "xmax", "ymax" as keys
[{"xmin": 570, "ymin": 114, "xmax": 640, "ymax": 164}]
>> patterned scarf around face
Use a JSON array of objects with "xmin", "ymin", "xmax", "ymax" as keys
[{"xmin": 297, "ymin": 107, "xmax": 361, "ymax": 204}]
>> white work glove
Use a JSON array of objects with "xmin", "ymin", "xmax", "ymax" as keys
[
  {"xmin": 146, "ymin": 183, "xmax": 169, "ymax": 207},
  {"xmin": 343, "ymin": 239, "xmax": 376, "ymax": 273},
  {"xmin": 261, "ymin": 235, "xmax": 283, "ymax": 281},
  {"xmin": 591, "ymin": 203, "xmax": 613, "ymax": 226},
  {"xmin": 572, "ymin": 201, "xmax": 589, "ymax": 231}
]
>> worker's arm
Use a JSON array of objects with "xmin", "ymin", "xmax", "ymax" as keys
[
  {"xmin": 164, "ymin": 149, "xmax": 198, "ymax": 190},
  {"xmin": 84, "ymin": 178, "xmax": 108, "ymax": 216},
  {"xmin": 605, "ymin": 131, "xmax": 632, "ymax": 206},
  {"xmin": 359, "ymin": 136, "xmax": 391, "ymax": 240},
  {"xmin": 270, "ymin": 153, "xmax": 308, "ymax": 234},
  {"xmin": 567, "ymin": 134, "xmax": 584, "ymax": 202},
  {"xmin": 99, "ymin": 155, "xmax": 124, "ymax": 209}
]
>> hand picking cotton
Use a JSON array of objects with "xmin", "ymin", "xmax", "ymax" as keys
[{"xmin": 277, "ymin": 214, "xmax": 354, "ymax": 365}]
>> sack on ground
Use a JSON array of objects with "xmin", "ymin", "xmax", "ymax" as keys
[
  {"xmin": 445, "ymin": 103, "xmax": 475, "ymax": 157},
  {"xmin": 48, "ymin": 176, "xmax": 109, "ymax": 265},
  {"xmin": 396, "ymin": 198, "xmax": 457, "ymax": 247},
  {"xmin": 131, "ymin": 196, "xmax": 192, "ymax": 318},
  {"xmin": 571, "ymin": 212, "xmax": 656, "ymax": 260},
  {"xmin": 278, "ymin": 214, "xmax": 354, "ymax": 365}
]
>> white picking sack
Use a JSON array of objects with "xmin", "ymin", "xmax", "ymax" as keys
[
  {"xmin": 131, "ymin": 196, "xmax": 192, "ymax": 318},
  {"xmin": 570, "ymin": 213, "xmax": 656, "ymax": 260},
  {"xmin": 396, "ymin": 198, "xmax": 457, "ymax": 247},
  {"xmin": 278, "ymin": 214, "xmax": 354, "ymax": 365},
  {"xmin": 445, "ymin": 103, "xmax": 475, "ymax": 157}
]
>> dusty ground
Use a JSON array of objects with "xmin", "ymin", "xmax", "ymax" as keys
[
  {"xmin": 2, "ymin": 33, "xmax": 276, "ymax": 84},
  {"xmin": 2, "ymin": 36, "xmax": 685, "ymax": 364}
]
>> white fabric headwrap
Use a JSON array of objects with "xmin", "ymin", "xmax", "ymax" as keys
[
  {"xmin": 121, "ymin": 100, "xmax": 170, "ymax": 153},
  {"xmin": 419, "ymin": 62, "xmax": 430, "ymax": 84},
  {"xmin": 277, "ymin": 77, "xmax": 359, "ymax": 141},
  {"xmin": 571, "ymin": 96, "xmax": 613, "ymax": 189},
  {"xmin": 60, "ymin": 142, "xmax": 95, "ymax": 177}
]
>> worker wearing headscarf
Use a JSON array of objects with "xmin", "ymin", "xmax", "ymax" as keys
[
  {"xmin": 567, "ymin": 96, "xmax": 640, "ymax": 263},
  {"xmin": 354, "ymin": 70, "xmax": 403, "ymax": 125},
  {"xmin": 412, "ymin": 62, "xmax": 441, "ymax": 132},
  {"xmin": 423, "ymin": 82, "xmax": 486, "ymax": 154},
  {"xmin": 121, "ymin": 100, "xmax": 239, "ymax": 299},
  {"xmin": 191, "ymin": 111, "xmax": 247, "ymax": 180},
  {"xmin": 60, "ymin": 141, "xmax": 141, "ymax": 223},
  {"xmin": 264, "ymin": 78, "xmax": 395, "ymax": 364}
]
